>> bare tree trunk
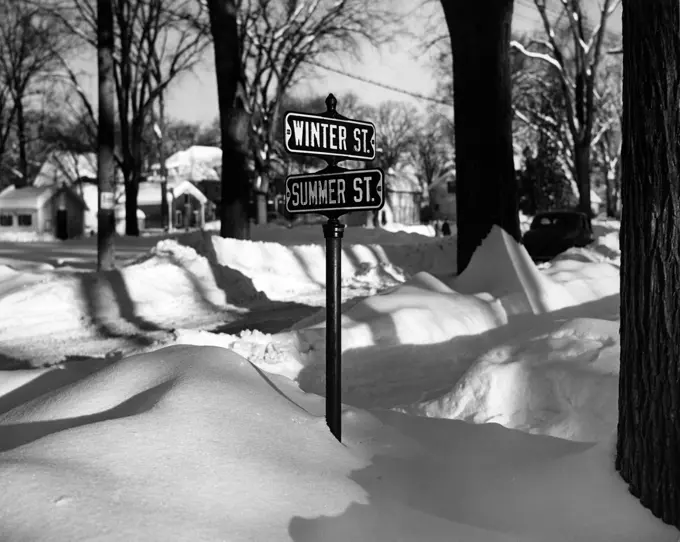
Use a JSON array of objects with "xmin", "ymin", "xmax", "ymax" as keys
[
  {"xmin": 605, "ymin": 170, "xmax": 613, "ymax": 217},
  {"xmin": 124, "ymin": 121, "xmax": 144, "ymax": 236},
  {"xmin": 124, "ymin": 172, "xmax": 140, "ymax": 236},
  {"xmin": 207, "ymin": 0, "xmax": 250, "ymax": 240},
  {"xmin": 97, "ymin": 0, "xmax": 116, "ymax": 270},
  {"xmin": 15, "ymin": 98, "xmax": 28, "ymax": 187},
  {"xmin": 255, "ymin": 190, "xmax": 267, "ymax": 225},
  {"xmin": 442, "ymin": 0, "xmax": 520, "ymax": 274},
  {"xmin": 616, "ymin": 0, "xmax": 680, "ymax": 528},
  {"xmin": 574, "ymin": 139, "xmax": 593, "ymax": 216}
]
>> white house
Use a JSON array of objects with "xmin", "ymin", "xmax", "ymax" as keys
[{"xmin": 33, "ymin": 151, "xmax": 99, "ymax": 187}]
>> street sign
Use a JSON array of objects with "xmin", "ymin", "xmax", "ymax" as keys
[
  {"xmin": 285, "ymin": 168, "xmax": 384, "ymax": 214},
  {"xmin": 284, "ymin": 112, "xmax": 376, "ymax": 162},
  {"xmin": 282, "ymin": 93, "xmax": 382, "ymax": 443}
]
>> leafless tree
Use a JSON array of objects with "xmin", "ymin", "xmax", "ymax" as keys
[
  {"xmin": 510, "ymin": 0, "xmax": 621, "ymax": 216},
  {"xmin": 0, "ymin": 0, "xmax": 72, "ymax": 185},
  {"xmin": 227, "ymin": 0, "xmax": 404, "ymax": 224},
  {"xmin": 53, "ymin": 0, "xmax": 210, "ymax": 235},
  {"xmin": 411, "ymin": 111, "xmax": 454, "ymax": 188}
]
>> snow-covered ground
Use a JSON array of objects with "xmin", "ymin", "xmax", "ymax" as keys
[
  {"xmin": 1, "ymin": 217, "xmax": 673, "ymax": 541},
  {"xmin": 0, "ymin": 224, "xmax": 453, "ymax": 366}
]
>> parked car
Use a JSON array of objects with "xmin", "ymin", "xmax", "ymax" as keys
[{"xmin": 522, "ymin": 210, "xmax": 595, "ymax": 262}]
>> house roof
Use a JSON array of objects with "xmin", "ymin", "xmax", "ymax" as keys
[
  {"xmin": 34, "ymin": 151, "xmax": 98, "ymax": 187},
  {"xmin": 386, "ymin": 163, "xmax": 422, "ymax": 193},
  {"xmin": 163, "ymin": 146, "xmax": 221, "ymax": 182},
  {"xmin": 0, "ymin": 186, "xmax": 56, "ymax": 210},
  {"xmin": 0, "ymin": 184, "xmax": 88, "ymax": 211},
  {"xmin": 165, "ymin": 145, "xmax": 222, "ymax": 169},
  {"xmin": 171, "ymin": 180, "xmax": 208, "ymax": 204},
  {"xmin": 134, "ymin": 181, "xmax": 208, "ymax": 206}
]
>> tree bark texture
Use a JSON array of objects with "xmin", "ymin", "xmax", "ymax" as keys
[
  {"xmin": 616, "ymin": 0, "xmax": 680, "ymax": 528},
  {"xmin": 207, "ymin": 0, "xmax": 251, "ymax": 240},
  {"xmin": 96, "ymin": 0, "xmax": 116, "ymax": 270},
  {"xmin": 441, "ymin": 0, "xmax": 520, "ymax": 275},
  {"xmin": 15, "ymin": 98, "xmax": 28, "ymax": 187},
  {"xmin": 574, "ymin": 138, "xmax": 592, "ymax": 216}
]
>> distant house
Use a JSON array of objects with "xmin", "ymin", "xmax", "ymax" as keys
[
  {"xmin": 163, "ymin": 145, "xmax": 221, "ymax": 183},
  {"xmin": 383, "ymin": 163, "xmax": 423, "ymax": 225},
  {"xmin": 130, "ymin": 180, "xmax": 209, "ymax": 229},
  {"xmin": 33, "ymin": 151, "xmax": 99, "ymax": 187},
  {"xmin": 428, "ymin": 159, "xmax": 456, "ymax": 222},
  {"xmin": 0, "ymin": 184, "xmax": 87, "ymax": 239}
]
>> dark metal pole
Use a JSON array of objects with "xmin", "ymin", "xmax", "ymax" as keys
[{"xmin": 322, "ymin": 216, "xmax": 344, "ymax": 442}]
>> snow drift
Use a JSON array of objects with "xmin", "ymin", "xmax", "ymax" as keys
[
  {"xmin": 175, "ymin": 227, "xmax": 622, "ymax": 442},
  {"xmin": 0, "ymin": 345, "xmax": 674, "ymax": 542}
]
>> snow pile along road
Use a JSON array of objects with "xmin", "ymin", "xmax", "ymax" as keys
[
  {"xmin": 0, "ymin": 228, "xmax": 453, "ymax": 367},
  {"xmin": 206, "ymin": 230, "xmax": 455, "ymax": 304},
  {"xmin": 175, "ymin": 227, "xmax": 622, "ymax": 443}
]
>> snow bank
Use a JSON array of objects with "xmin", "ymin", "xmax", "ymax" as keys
[
  {"xmin": 0, "ymin": 345, "xmax": 674, "ymax": 542},
  {"xmin": 175, "ymin": 271, "xmax": 508, "ymax": 385},
  {"xmin": 402, "ymin": 317, "xmax": 620, "ymax": 442},
  {"xmin": 175, "ymin": 227, "xmax": 623, "ymax": 442},
  {"xmin": 452, "ymin": 226, "xmax": 577, "ymax": 314},
  {"xmin": 207, "ymin": 232, "xmax": 454, "ymax": 304},
  {"xmin": 205, "ymin": 222, "xmax": 441, "ymax": 246},
  {"xmin": 0, "ymin": 231, "xmax": 57, "ymax": 243}
]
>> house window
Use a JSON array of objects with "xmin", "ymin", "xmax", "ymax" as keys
[
  {"xmin": 17, "ymin": 214, "xmax": 32, "ymax": 226},
  {"xmin": 447, "ymin": 181, "xmax": 456, "ymax": 194},
  {"xmin": 0, "ymin": 214, "xmax": 12, "ymax": 226},
  {"xmin": 175, "ymin": 210, "xmax": 183, "ymax": 227}
]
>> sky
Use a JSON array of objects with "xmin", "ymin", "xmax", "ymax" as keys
[{"xmin": 67, "ymin": 0, "xmax": 622, "ymax": 127}]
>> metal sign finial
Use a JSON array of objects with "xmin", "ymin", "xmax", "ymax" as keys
[{"xmin": 325, "ymin": 93, "xmax": 337, "ymax": 113}]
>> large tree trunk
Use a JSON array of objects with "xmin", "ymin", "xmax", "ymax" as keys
[
  {"xmin": 124, "ymin": 172, "xmax": 140, "ymax": 236},
  {"xmin": 574, "ymin": 138, "xmax": 593, "ymax": 216},
  {"xmin": 616, "ymin": 0, "xmax": 680, "ymax": 528},
  {"xmin": 96, "ymin": 0, "xmax": 116, "ymax": 271},
  {"xmin": 124, "ymin": 122, "xmax": 144, "ymax": 236},
  {"xmin": 441, "ymin": 0, "xmax": 520, "ymax": 275},
  {"xmin": 15, "ymin": 98, "xmax": 27, "ymax": 187},
  {"xmin": 207, "ymin": 0, "xmax": 250, "ymax": 240},
  {"xmin": 255, "ymin": 190, "xmax": 267, "ymax": 225}
]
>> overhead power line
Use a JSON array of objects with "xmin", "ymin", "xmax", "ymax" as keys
[{"xmin": 302, "ymin": 59, "xmax": 453, "ymax": 107}]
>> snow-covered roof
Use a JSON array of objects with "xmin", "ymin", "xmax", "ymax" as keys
[
  {"xmin": 163, "ymin": 146, "xmax": 222, "ymax": 182},
  {"xmin": 0, "ymin": 186, "xmax": 55, "ymax": 210},
  {"xmin": 165, "ymin": 145, "xmax": 222, "ymax": 169},
  {"xmin": 171, "ymin": 180, "xmax": 208, "ymax": 204},
  {"xmin": 134, "ymin": 180, "xmax": 208, "ymax": 207},
  {"xmin": 386, "ymin": 163, "xmax": 421, "ymax": 193},
  {"xmin": 33, "ymin": 151, "xmax": 98, "ymax": 187},
  {"xmin": 0, "ymin": 184, "xmax": 87, "ymax": 211}
]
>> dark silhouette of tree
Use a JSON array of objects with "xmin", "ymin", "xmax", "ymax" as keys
[
  {"xmin": 510, "ymin": 0, "xmax": 621, "ymax": 217},
  {"xmin": 440, "ymin": 0, "xmax": 520, "ymax": 274},
  {"xmin": 97, "ymin": 0, "xmax": 115, "ymax": 270},
  {"xmin": 0, "ymin": 0, "xmax": 71, "ymax": 185},
  {"xmin": 616, "ymin": 0, "xmax": 680, "ymax": 528},
  {"xmin": 206, "ymin": 0, "xmax": 251, "ymax": 239}
]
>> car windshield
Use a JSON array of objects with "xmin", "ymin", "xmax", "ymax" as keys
[{"xmin": 531, "ymin": 214, "xmax": 582, "ymax": 230}]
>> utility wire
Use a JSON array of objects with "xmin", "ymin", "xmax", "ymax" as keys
[
  {"xmin": 301, "ymin": 2, "xmax": 621, "ymax": 109},
  {"xmin": 302, "ymin": 59, "xmax": 453, "ymax": 107}
]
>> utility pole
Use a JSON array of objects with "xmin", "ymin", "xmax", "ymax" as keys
[{"xmin": 96, "ymin": 0, "xmax": 116, "ymax": 270}]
